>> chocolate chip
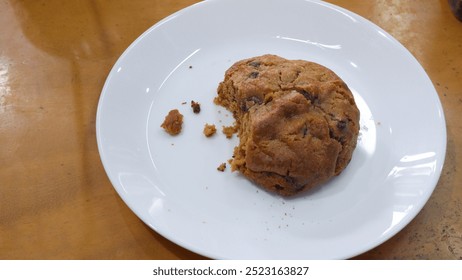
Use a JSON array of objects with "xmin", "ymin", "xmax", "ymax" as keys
[
  {"xmin": 329, "ymin": 128, "xmax": 335, "ymax": 139},
  {"xmin": 240, "ymin": 96, "xmax": 263, "ymax": 112},
  {"xmin": 240, "ymin": 103, "xmax": 248, "ymax": 112},
  {"xmin": 284, "ymin": 176, "xmax": 304, "ymax": 190},
  {"xmin": 249, "ymin": 71, "xmax": 259, "ymax": 78},
  {"xmin": 329, "ymin": 127, "xmax": 345, "ymax": 143},
  {"xmin": 302, "ymin": 124, "xmax": 308, "ymax": 137},
  {"xmin": 274, "ymin": 184, "xmax": 284, "ymax": 191},
  {"xmin": 249, "ymin": 96, "xmax": 262, "ymax": 103},
  {"xmin": 249, "ymin": 61, "xmax": 261, "ymax": 68},
  {"xmin": 299, "ymin": 90, "xmax": 318, "ymax": 104},
  {"xmin": 337, "ymin": 120, "xmax": 347, "ymax": 130}
]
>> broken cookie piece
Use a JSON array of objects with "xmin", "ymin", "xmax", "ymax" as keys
[
  {"xmin": 203, "ymin": 123, "xmax": 217, "ymax": 137},
  {"xmin": 160, "ymin": 109, "xmax": 183, "ymax": 136}
]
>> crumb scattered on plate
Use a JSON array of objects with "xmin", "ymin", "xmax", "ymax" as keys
[
  {"xmin": 160, "ymin": 109, "xmax": 183, "ymax": 135},
  {"xmin": 203, "ymin": 123, "xmax": 217, "ymax": 137},
  {"xmin": 217, "ymin": 163, "xmax": 226, "ymax": 172}
]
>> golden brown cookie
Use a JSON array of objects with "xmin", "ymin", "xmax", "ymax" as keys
[{"xmin": 215, "ymin": 54, "xmax": 360, "ymax": 196}]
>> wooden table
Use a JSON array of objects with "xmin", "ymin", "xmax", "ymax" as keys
[{"xmin": 1, "ymin": 0, "xmax": 461, "ymax": 260}]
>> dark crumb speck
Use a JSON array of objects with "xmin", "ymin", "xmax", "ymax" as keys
[
  {"xmin": 189, "ymin": 65, "xmax": 193, "ymax": 69},
  {"xmin": 191, "ymin": 100, "xmax": 201, "ymax": 113}
]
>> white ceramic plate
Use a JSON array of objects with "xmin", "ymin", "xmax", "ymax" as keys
[{"xmin": 96, "ymin": 0, "xmax": 446, "ymax": 259}]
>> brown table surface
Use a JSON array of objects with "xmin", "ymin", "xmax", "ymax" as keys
[{"xmin": 1, "ymin": 0, "xmax": 461, "ymax": 260}]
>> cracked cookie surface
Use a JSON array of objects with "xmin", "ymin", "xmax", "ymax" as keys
[{"xmin": 215, "ymin": 54, "xmax": 360, "ymax": 196}]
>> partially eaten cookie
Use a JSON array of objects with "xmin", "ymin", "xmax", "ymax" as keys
[{"xmin": 215, "ymin": 54, "xmax": 360, "ymax": 196}]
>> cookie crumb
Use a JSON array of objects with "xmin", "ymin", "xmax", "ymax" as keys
[
  {"xmin": 203, "ymin": 123, "xmax": 217, "ymax": 137},
  {"xmin": 191, "ymin": 100, "xmax": 201, "ymax": 113},
  {"xmin": 161, "ymin": 109, "xmax": 183, "ymax": 135},
  {"xmin": 217, "ymin": 163, "xmax": 226, "ymax": 172},
  {"xmin": 222, "ymin": 125, "xmax": 237, "ymax": 138},
  {"xmin": 181, "ymin": 101, "xmax": 187, "ymax": 105}
]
